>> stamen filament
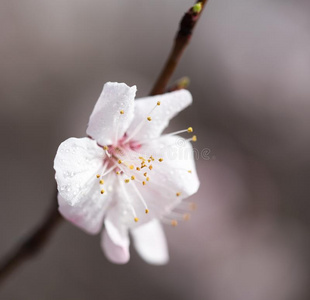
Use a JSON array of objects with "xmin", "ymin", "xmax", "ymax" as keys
[
  {"xmin": 139, "ymin": 127, "xmax": 193, "ymax": 144},
  {"xmin": 131, "ymin": 181, "xmax": 149, "ymax": 214},
  {"xmin": 101, "ymin": 165, "xmax": 117, "ymax": 177},
  {"xmin": 167, "ymin": 127, "xmax": 193, "ymax": 136},
  {"xmin": 118, "ymin": 177, "xmax": 139, "ymax": 222},
  {"xmin": 169, "ymin": 211, "xmax": 191, "ymax": 221},
  {"xmin": 161, "ymin": 217, "xmax": 178, "ymax": 227},
  {"xmin": 99, "ymin": 162, "xmax": 109, "ymax": 178},
  {"xmin": 124, "ymin": 102, "xmax": 160, "ymax": 143}
]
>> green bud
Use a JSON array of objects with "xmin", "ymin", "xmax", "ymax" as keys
[
  {"xmin": 178, "ymin": 77, "xmax": 190, "ymax": 89},
  {"xmin": 192, "ymin": 2, "xmax": 202, "ymax": 14}
]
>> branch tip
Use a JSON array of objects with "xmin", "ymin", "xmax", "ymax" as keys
[{"xmin": 192, "ymin": 2, "xmax": 202, "ymax": 14}]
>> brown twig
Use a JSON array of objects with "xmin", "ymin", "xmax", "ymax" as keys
[
  {"xmin": 150, "ymin": 0, "xmax": 208, "ymax": 95},
  {"xmin": 0, "ymin": 189, "xmax": 62, "ymax": 283}
]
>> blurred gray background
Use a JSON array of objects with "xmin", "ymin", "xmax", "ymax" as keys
[{"xmin": 1, "ymin": 0, "xmax": 310, "ymax": 299}]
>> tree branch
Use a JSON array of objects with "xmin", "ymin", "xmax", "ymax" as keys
[
  {"xmin": 0, "ymin": 189, "xmax": 62, "ymax": 283},
  {"xmin": 150, "ymin": 0, "xmax": 208, "ymax": 95}
]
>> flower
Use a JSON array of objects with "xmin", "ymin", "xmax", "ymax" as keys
[{"xmin": 54, "ymin": 82, "xmax": 199, "ymax": 264}]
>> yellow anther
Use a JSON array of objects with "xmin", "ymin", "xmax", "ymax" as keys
[
  {"xmin": 158, "ymin": 158, "xmax": 163, "ymax": 162},
  {"xmin": 147, "ymin": 116, "xmax": 152, "ymax": 121},
  {"xmin": 188, "ymin": 170, "xmax": 192, "ymax": 173},
  {"xmin": 120, "ymin": 110, "xmax": 124, "ymax": 114},
  {"xmin": 149, "ymin": 165, "xmax": 153, "ymax": 170},
  {"xmin": 134, "ymin": 217, "xmax": 139, "ymax": 222},
  {"xmin": 187, "ymin": 127, "xmax": 193, "ymax": 133},
  {"xmin": 103, "ymin": 146, "xmax": 108, "ymax": 150},
  {"xmin": 96, "ymin": 174, "xmax": 100, "ymax": 178},
  {"xmin": 157, "ymin": 101, "xmax": 161, "ymax": 106},
  {"xmin": 124, "ymin": 179, "xmax": 130, "ymax": 183},
  {"xmin": 171, "ymin": 220, "xmax": 178, "ymax": 227},
  {"xmin": 192, "ymin": 135, "xmax": 197, "ymax": 142},
  {"xmin": 148, "ymin": 159, "xmax": 151, "ymax": 163},
  {"xmin": 176, "ymin": 192, "xmax": 181, "ymax": 197},
  {"xmin": 150, "ymin": 155, "xmax": 155, "ymax": 161},
  {"xmin": 129, "ymin": 165, "xmax": 134, "ymax": 170},
  {"xmin": 100, "ymin": 189, "xmax": 105, "ymax": 194},
  {"xmin": 143, "ymin": 172, "xmax": 147, "ymax": 177},
  {"xmin": 136, "ymin": 167, "xmax": 140, "ymax": 171},
  {"xmin": 142, "ymin": 181, "xmax": 146, "ymax": 186},
  {"xmin": 183, "ymin": 214, "xmax": 191, "ymax": 221},
  {"xmin": 131, "ymin": 175, "xmax": 135, "ymax": 180},
  {"xmin": 139, "ymin": 156, "xmax": 145, "ymax": 161},
  {"xmin": 118, "ymin": 159, "xmax": 122, "ymax": 164},
  {"xmin": 99, "ymin": 180, "xmax": 104, "ymax": 185},
  {"xmin": 116, "ymin": 171, "xmax": 120, "ymax": 175},
  {"xmin": 145, "ymin": 209, "xmax": 149, "ymax": 214},
  {"xmin": 190, "ymin": 203, "xmax": 197, "ymax": 211},
  {"xmin": 146, "ymin": 177, "xmax": 150, "ymax": 181}
]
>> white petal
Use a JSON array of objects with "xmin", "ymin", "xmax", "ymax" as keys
[
  {"xmin": 86, "ymin": 82, "xmax": 137, "ymax": 146},
  {"xmin": 54, "ymin": 137, "xmax": 104, "ymax": 205},
  {"xmin": 101, "ymin": 230, "xmax": 130, "ymax": 264},
  {"xmin": 58, "ymin": 192, "xmax": 109, "ymax": 235},
  {"xmin": 138, "ymin": 135, "xmax": 199, "ymax": 214},
  {"xmin": 126, "ymin": 89, "xmax": 192, "ymax": 142},
  {"xmin": 131, "ymin": 219, "xmax": 169, "ymax": 265},
  {"xmin": 101, "ymin": 207, "xmax": 130, "ymax": 264},
  {"xmin": 54, "ymin": 137, "xmax": 111, "ymax": 234}
]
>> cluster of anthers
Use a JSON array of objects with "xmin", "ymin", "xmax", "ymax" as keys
[{"xmin": 93, "ymin": 100, "xmax": 197, "ymax": 226}]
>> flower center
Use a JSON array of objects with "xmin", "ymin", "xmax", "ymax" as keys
[{"xmin": 94, "ymin": 106, "xmax": 197, "ymax": 224}]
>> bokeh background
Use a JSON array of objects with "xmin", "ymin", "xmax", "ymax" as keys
[{"xmin": 1, "ymin": 0, "xmax": 310, "ymax": 299}]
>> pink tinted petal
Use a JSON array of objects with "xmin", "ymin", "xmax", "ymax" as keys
[
  {"xmin": 131, "ymin": 219, "xmax": 169, "ymax": 265},
  {"xmin": 54, "ymin": 137, "xmax": 105, "ymax": 205},
  {"xmin": 101, "ymin": 229, "xmax": 130, "ymax": 264},
  {"xmin": 104, "ymin": 205, "xmax": 130, "ymax": 246},
  {"xmin": 86, "ymin": 82, "xmax": 137, "ymax": 146},
  {"xmin": 126, "ymin": 89, "xmax": 192, "ymax": 141},
  {"xmin": 58, "ymin": 180, "xmax": 111, "ymax": 234},
  {"xmin": 102, "ymin": 207, "xmax": 130, "ymax": 264}
]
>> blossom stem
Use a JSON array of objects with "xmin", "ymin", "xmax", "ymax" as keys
[
  {"xmin": 0, "ymin": 189, "xmax": 62, "ymax": 284},
  {"xmin": 150, "ymin": 0, "xmax": 208, "ymax": 96}
]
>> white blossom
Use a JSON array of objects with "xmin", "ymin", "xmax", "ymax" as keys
[{"xmin": 54, "ymin": 82, "xmax": 199, "ymax": 264}]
